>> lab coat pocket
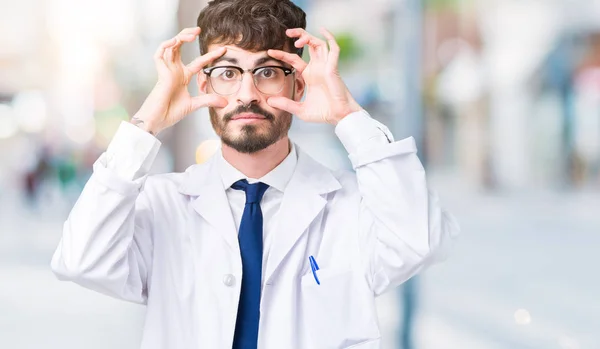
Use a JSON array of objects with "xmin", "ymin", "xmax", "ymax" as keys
[{"xmin": 300, "ymin": 268, "xmax": 380, "ymax": 349}]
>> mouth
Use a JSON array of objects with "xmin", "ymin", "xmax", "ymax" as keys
[
  {"xmin": 231, "ymin": 113, "xmax": 267, "ymax": 120},
  {"xmin": 230, "ymin": 113, "xmax": 269, "ymax": 124}
]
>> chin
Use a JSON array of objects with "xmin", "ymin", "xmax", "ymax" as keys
[
  {"xmin": 221, "ymin": 137, "xmax": 274, "ymax": 154},
  {"xmin": 221, "ymin": 128, "xmax": 283, "ymax": 154}
]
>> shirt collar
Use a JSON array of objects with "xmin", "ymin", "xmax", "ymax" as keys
[{"xmin": 217, "ymin": 142, "xmax": 298, "ymax": 192}]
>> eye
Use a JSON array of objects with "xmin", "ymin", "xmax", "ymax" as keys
[
  {"xmin": 213, "ymin": 67, "xmax": 239, "ymax": 80},
  {"xmin": 256, "ymin": 67, "xmax": 279, "ymax": 79}
]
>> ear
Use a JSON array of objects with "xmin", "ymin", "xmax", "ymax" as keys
[
  {"xmin": 197, "ymin": 73, "xmax": 209, "ymax": 94},
  {"xmin": 293, "ymin": 74, "xmax": 305, "ymax": 101}
]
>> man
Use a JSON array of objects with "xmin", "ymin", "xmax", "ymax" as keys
[{"xmin": 51, "ymin": 0, "xmax": 459, "ymax": 348}]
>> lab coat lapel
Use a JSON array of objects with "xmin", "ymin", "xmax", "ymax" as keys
[
  {"xmin": 178, "ymin": 156, "xmax": 240, "ymax": 254},
  {"xmin": 264, "ymin": 147, "xmax": 342, "ymax": 284}
]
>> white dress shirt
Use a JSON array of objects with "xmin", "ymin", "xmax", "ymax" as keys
[{"xmin": 216, "ymin": 143, "xmax": 297, "ymax": 279}]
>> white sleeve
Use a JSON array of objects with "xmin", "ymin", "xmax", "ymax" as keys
[
  {"xmin": 50, "ymin": 121, "xmax": 162, "ymax": 304},
  {"xmin": 105, "ymin": 121, "xmax": 162, "ymax": 180},
  {"xmin": 336, "ymin": 110, "xmax": 460, "ymax": 296}
]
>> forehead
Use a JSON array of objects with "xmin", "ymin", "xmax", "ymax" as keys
[
  {"xmin": 207, "ymin": 43, "xmax": 291, "ymax": 69},
  {"xmin": 208, "ymin": 44, "xmax": 269, "ymax": 64}
]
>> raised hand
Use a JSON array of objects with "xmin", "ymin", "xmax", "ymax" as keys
[
  {"xmin": 266, "ymin": 28, "xmax": 362, "ymax": 125},
  {"xmin": 132, "ymin": 27, "xmax": 228, "ymax": 135}
]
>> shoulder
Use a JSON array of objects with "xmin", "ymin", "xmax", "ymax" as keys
[
  {"xmin": 142, "ymin": 160, "xmax": 212, "ymax": 197},
  {"xmin": 331, "ymin": 169, "xmax": 358, "ymax": 190},
  {"xmin": 295, "ymin": 145, "xmax": 358, "ymax": 193},
  {"xmin": 144, "ymin": 171, "xmax": 185, "ymax": 189}
]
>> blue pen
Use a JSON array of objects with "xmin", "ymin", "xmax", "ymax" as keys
[{"xmin": 309, "ymin": 256, "xmax": 320, "ymax": 285}]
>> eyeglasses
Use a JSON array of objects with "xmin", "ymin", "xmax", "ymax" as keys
[{"xmin": 203, "ymin": 65, "xmax": 295, "ymax": 96}]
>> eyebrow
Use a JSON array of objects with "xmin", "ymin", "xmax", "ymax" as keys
[
  {"xmin": 254, "ymin": 56, "xmax": 286, "ymax": 67},
  {"xmin": 212, "ymin": 56, "xmax": 238, "ymax": 65},
  {"xmin": 211, "ymin": 55, "xmax": 288, "ymax": 68}
]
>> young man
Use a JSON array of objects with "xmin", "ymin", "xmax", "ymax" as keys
[{"xmin": 51, "ymin": 0, "xmax": 459, "ymax": 348}]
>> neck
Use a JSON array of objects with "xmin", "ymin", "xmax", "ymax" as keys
[{"xmin": 221, "ymin": 137, "xmax": 291, "ymax": 179}]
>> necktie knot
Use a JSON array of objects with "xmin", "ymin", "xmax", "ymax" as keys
[{"xmin": 231, "ymin": 179, "xmax": 269, "ymax": 204}]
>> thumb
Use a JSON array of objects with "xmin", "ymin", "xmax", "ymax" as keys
[
  {"xmin": 267, "ymin": 97, "xmax": 302, "ymax": 115},
  {"xmin": 190, "ymin": 94, "xmax": 228, "ymax": 111}
]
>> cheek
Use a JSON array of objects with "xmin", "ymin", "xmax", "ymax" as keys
[
  {"xmin": 216, "ymin": 98, "xmax": 240, "ymax": 115},
  {"xmin": 282, "ymin": 81, "xmax": 294, "ymax": 96},
  {"xmin": 283, "ymin": 79, "xmax": 301, "ymax": 100},
  {"xmin": 221, "ymin": 103, "xmax": 238, "ymax": 116}
]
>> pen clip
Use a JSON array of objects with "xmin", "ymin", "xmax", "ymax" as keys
[{"xmin": 309, "ymin": 256, "xmax": 320, "ymax": 285}]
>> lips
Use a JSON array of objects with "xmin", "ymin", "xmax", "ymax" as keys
[{"xmin": 231, "ymin": 113, "xmax": 267, "ymax": 120}]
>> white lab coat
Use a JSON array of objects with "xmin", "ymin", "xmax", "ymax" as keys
[{"xmin": 51, "ymin": 116, "xmax": 459, "ymax": 349}]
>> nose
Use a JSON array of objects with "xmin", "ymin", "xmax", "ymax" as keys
[{"xmin": 236, "ymin": 72, "xmax": 260, "ymax": 106}]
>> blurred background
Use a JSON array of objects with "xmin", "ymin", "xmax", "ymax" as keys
[{"xmin": 1, "ymin": 0, "xmax": 599, "ymax": 348}]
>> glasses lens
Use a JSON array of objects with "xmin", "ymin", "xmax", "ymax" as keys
[
  {"xmin": 253, "ymin": 67, "xmax": 286, "ymax": 95},
  {"xmin": 209, "ymin": 67, "xmax": 241, "ymax": 95}
]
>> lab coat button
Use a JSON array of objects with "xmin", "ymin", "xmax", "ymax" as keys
[{"xmin": 223, "ymin": 274, "xmax": 235, "ymax": 287}]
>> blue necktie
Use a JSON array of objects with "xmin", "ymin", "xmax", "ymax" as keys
[{"xmin": 231, "ymin": 179, "xmax": 269, "ymax": 349}]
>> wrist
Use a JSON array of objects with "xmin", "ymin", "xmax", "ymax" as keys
[
  {"xmin": 130, "ymin": 116, "xmax": 159, "ymax": 136},
  {"xmin": 331, "ymin": 102, "xmax": 362, "ymax": 126}
]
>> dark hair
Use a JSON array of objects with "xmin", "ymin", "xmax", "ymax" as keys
[{"xmin": 196, "ymin": 0, "xmax": 306, "ymax": 57}]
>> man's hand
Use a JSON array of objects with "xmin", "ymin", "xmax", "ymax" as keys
[
  {"xmin": 131, "ymin": 27, "xmax": 228, "ymax": 135},
  {"xmin": 266, "ymin": 28, "xmax": 362, "ymax": 125}
]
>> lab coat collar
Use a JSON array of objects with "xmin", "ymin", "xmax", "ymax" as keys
[
  {"xmin": 216, "ymin": 142, "xmax": 298, "ymax": 193},
  {"xmin": 178, "ymin": 154, "xmax": 241, "ymax": 256},
  {"xmin": 178, "ymin": 143, "xmax": 340, "ymax": 196}
]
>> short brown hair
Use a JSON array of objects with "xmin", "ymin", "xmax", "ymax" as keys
[{"xmin": 197, "ymin": 0, "xmax": 306, "ymax": 57}]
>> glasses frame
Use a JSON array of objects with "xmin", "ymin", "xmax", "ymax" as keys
[{"xmin": 203, "ymin": 65, "xmax": 295, "ymax": 96}]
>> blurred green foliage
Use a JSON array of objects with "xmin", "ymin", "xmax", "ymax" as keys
[
  {"xmin": 425, "ymin": 0, "xmax": 470, "ymax": 11},
  {"xmin": 302, "ymin": 31, "xmax": 362, "ymax": 65},
  {"xmin": 336, "ymin": 32, "xmax": 361, "ymax": 63}
]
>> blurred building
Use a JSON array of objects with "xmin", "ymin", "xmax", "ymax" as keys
[{"xmin": 421, "ymin": 0, "xmax": 600, "ymax": 191}]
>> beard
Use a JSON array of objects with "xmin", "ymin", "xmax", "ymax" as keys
[{"xmin": 209, "ymin": 104, "xmax": 292, "ymax": 154}]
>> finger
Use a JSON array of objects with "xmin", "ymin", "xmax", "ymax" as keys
[
  {"xmin": 177, "ymin": 26, "xmax": 201, "ymax": 37},
  {"xmin": 165, "ymin": 28, "xmax": 201, "ymax": 64},
  {"xmin": 154, "ymin": 37, "xmax": 178, "ymax": 64},
  {"xmin": 267, "ymin": 97, "xmax": 302, "ymax": 115},
  {"xmin": 173, "ymin": 27, "xmax": 202, "ymax": 49},
  {"xmin": 169, "ymin": 32, "xmax": 202, "ymax": 63},
  {"xmin": 286, "ymin": 28, "xmax": 310, "ymax": 38},
  {"xmin": 294, "ymin": 34, "xmax": 327, "ymax": 50},
  {"xmin": 191, "ymin": 94, "xmax": 228, "ymax": 111},
  {"xmin": 185, "ymin": 47, "xmax": 227, "ymax": 75},
  {"xmin": 267, "ymin": 49, "xmax": 307, "ymax": 73},
  {"xmin": 287, "ymin": 28, "xmax": 327, "ymax": 53},
  {"xmin": 175, "ymin": 31, "xmax": 201, "ymax": 44},
  {"xmin": 320, "ymin": 28, "xmax": 340, "ymax": 71}
]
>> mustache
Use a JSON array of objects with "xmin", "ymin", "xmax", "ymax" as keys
[{"xmin": 223, "ymin": 104, "xmax": 275, "ymax": 122}]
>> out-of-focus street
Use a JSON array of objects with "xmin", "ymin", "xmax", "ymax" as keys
[
  {"xmin": 0, "ymin": 188, "xmax": 145, "ymax": 349},
  {"xmin": 415, "ymin": 181, "xmax": 600, "ymax": 349}
]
